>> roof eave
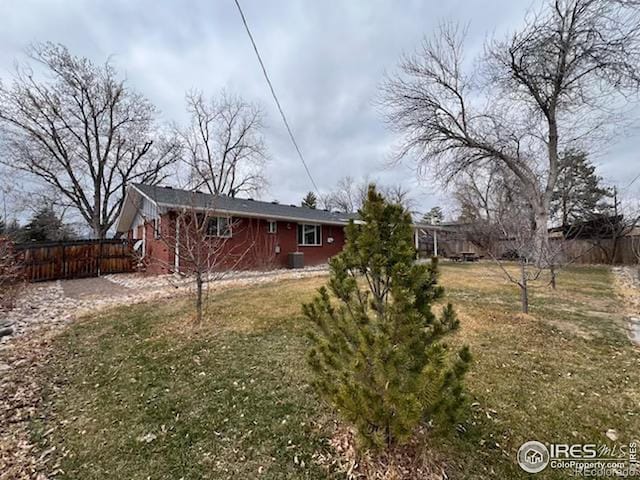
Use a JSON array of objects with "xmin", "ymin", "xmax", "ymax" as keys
[
  {"xmin": 115, "ymin": 185, "xmax": 160, "ymax": 233},
  {"xmin": 156, "ymin": 202, "xmax": 353, "ymax": 226}
]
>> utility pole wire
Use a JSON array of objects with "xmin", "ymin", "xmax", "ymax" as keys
[
  {"xmin": 624, "ymin": 171, "xmax": 640, "ymax": 190},
  {"xmin": 232, "ymin": 0, "xmax": 320, "ymax": 195}
]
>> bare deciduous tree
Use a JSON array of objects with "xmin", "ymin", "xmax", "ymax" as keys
[
  {"xmin": 454, "ymin": 165, "xmax": 517, "ymax": 226},
  {"xmin": 179, "ymin": 90, "xmax": 268, "ymax": 198},
  {"xmin": 322, "ymin": 176, "xmax": 415, "ymax": 213},
  {"xmin": 0, "ymin": 237, "xmax": 24, "ymax": 314},
  {"xmin": 379, "ymin": 183, "xmax": 416, "ymax": 213},
  {"xmin": 492, "ymin": 209, "xmax": 543, "ymax": 314},
  {"xmin": 322, "ymin": 176, "xmax": 365, "ymax": 213},
  {"xmin": 382, "ymin": 0, "xmax": 640, "ymax": 266},
  {"xmin": 453, "ymin": 164, "xmax": 574, "ymax": 310},
  {"xmin": 143, "ymin": 195, "xmax": 259, "ymax": 324},
  {"xmin": 0, "ymin": 43, "xmax": 180, "ymax": 238},
  {"xmin": 454, "ymin": 164, "xmax": 531, "ymax": 256}
]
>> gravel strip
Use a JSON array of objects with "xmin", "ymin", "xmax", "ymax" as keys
[
  {"xmin": 613, "ymin": 266, "xmax": 640, "ymax": 347},
  {"xmin": 103, "ymin": 265, "xmax": 329, "ymax": 291}
]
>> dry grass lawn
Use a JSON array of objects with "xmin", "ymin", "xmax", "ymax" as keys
[{"xmin": 31, "ymin": 262, "xmax": 640, "ymax": 479}]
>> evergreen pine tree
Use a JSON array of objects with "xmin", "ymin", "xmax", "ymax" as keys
[
  {"xmin": 5, "ymin": 218, "xmax": 22, "ymax": 242},
  {"xmin": 303, "ymin": 185, "xmax": 470, "ymax": 449},
  {"xmin": 551, "ymin": 150, "xmax": 613, "ymax": 227},
  {"xmin": 422, "ymin": 206, "xmax": 444, "ymax": 225},
  {"xmin": 22, "ymin": 206, "xmax": 75, "ymax": 242},
  {"xmin": 301, "ymin": 191, "xmax": 318, "ymax": 209}
]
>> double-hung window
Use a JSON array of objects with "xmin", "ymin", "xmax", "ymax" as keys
[
  {"xmin": 267, "ymin": 220, "xmax": 277, "ymax": 234},
  {"xmin": 206, "ymin": 216, "xmax": 232, "ymax": 238},
  {"xmin": 297, "ymin": 224, "xmax": 321, "ymax": 246}
]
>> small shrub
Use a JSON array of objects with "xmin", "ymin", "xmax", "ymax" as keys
[{"xmin": 303, "ymin": 186, "xmax": 471, "ymax": 450}]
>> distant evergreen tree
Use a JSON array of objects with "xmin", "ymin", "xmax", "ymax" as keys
[
  {"xmin": 303, "ymin": 186, "xmax": 470, "ymax": 449},
  {"xmin": 422, "ymin": 206, "xmax": 444, "ymax": 224},
  {"xmin": 301, "ymin": 191, "xmax": 318, "ymax": 209},
  {"xmin": 551, "ymin": 150, "xmax": 613, "ymax": 227},
  {"xmin": 5, "ymin": 218, "xmax": 21, "ymax": 241},
  {"xmin": 21, "ymin": 206, "xmax": 75, "ymax": 242}
]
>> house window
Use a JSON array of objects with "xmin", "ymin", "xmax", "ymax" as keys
[
  {"xmin": 267, "ymin": 220, "xmax": 277, "ymax": 234},
  {"xmin": 297, "ymin": 224, "xmax": 321, "ymax": 246},
  {"xmin": 206, "ymin": 217, "xmax": 232, "ymax": 238},
  {"xmin": 153, "ymin": 217, "xmax": 161, "ymax": 239}
]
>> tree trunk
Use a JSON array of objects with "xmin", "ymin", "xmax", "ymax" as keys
[
  {"xmin": 540, "ymin": 113, "xmax": 558, "ymax": 268},
  {"xmin": 92, "ymin": 217, "xmax": 103, "ymax": 239},
  {"xmin": 533, "ymin": 207, "xmax": 550, "ymax": 268},
  {"xmin": 610, "ymin": 236, "xmax": 619, "ymax": 265},
  {"xmin": 520, "ymin": 259, "xmax": 529, "ymax": 314},
  {"xmin": 549, "ymin": 263, "xmax": 557, "ymax": 290},
  {"xmin": 609, "ymin": 187, "xmax": 620, "ymax": 264},
  {"xmin": 94, "ymin": 178, "xmax": 103, "ymax": 239},
  {"xmin": 195, "ymin": 272, "xmax": 203, "ymax": 324}
]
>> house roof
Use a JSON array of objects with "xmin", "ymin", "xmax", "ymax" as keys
[{"xmin": 116, "ymin": 184, "xmax": 359, "ymax": 233}]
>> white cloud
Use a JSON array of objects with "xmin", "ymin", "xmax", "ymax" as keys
[{"xmin": 0, "ymin": 0, "xmax": 638, "ymax": 220}]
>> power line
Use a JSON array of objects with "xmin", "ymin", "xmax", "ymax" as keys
[
  {"xmin": 624, "ymin": 171, "xmax": 640, "ymax": 190},
  {"xmin": 232, "ymin": 0, "xmax": 320, "ymax": 195}
]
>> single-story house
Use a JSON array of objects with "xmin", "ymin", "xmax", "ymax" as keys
[{"xmin": 115, "ymin": 183, "xmax": 361, "ymax": 274}]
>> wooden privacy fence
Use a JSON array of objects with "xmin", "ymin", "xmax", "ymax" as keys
[
  {"xmin": 418, "ymin": 228, "xmax": 640, "ymax": 265},
  {"xmin": 548, "ymin": 236, "xmax": 639, "ymax": 265},
  {"xmin": 14, "ymin": 239, "xmax": 135, "ymax": 282}
]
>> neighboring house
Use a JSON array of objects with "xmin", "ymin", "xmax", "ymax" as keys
[{"xmin": 115, "ymin": 184, "xmax": 359, "ymax": 274}]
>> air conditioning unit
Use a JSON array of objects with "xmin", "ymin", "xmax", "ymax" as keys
[{"xmin": 288, "ymin": 252, "xmax": 304, "ymax": 269}]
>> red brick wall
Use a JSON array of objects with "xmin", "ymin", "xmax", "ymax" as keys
[
  {"xmin": 272, "ymin": 220, "xmax": 345, "ymax": 267},
  {"xmin": 139, "ymin": 213, "xmax": 346, "ymax": 275},
  {"xmin": 143, "ymin": 218, "xmax": 173, "ymax": 275}
]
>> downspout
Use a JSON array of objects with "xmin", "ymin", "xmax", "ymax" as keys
[
  {"xmin": 174, "ymin": 215, "xmax": 180, "ymax": 274},
  {"xmin": 142, "ymin": 219, "xmax": 146, "ymax": 258}
]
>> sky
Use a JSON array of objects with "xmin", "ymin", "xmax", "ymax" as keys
[{"xmin": 0, "ymin": 0, "xmax": 639, "ymax": 221}]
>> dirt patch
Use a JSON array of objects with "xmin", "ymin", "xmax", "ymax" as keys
[
  {"xmin": 318, "ymin": 425, "xmax": 447, "ymax": 480},
  {"xmin": 61, "ymin": 277, "xmax": 133, "ymax": 300}
]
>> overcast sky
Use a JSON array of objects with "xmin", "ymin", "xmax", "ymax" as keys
[{"xmin": 1, "ymin": 0, "xmax": 638, "ymax": 219}]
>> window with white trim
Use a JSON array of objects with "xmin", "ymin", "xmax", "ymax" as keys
[
  {"xmin": 206, "ymin": 217, "xmax": 232, "ymax": 238},
  {"xmin": 267, "ymin": 220, "xmax": 277, "ymax": 234},
  {"xmin": 297, "ymin": 224, "xmax": 321, "ymax": 246}
]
